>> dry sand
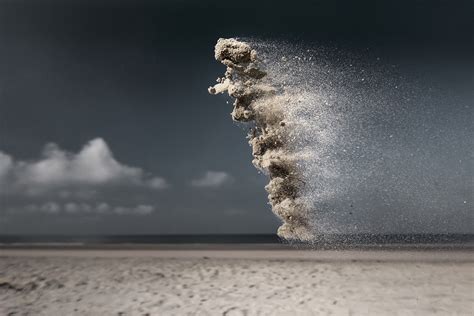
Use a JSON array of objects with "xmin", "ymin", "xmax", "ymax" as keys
[{"xmin": 0, "ymin": 248, "xmax": 472, "ymax": 315}]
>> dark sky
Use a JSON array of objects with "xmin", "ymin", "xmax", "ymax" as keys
[{"xmin": 0, "ymin": 0, "xmax": 472, "ymax": 234}]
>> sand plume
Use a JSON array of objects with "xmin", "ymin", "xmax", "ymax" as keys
[{"xmin": 209, "ymin": 38, "xmax": 314, "ymax": 241}]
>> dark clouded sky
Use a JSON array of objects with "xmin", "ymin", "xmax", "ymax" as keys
[{"xmin": 0, "ymin": 0, "xmax": 472, "ymax": 234}]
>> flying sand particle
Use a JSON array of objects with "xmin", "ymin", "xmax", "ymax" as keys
[{"xmin": 209, "ymin": 38, "xmax": 314, "ymax": 241}]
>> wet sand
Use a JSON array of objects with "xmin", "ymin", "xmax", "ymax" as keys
[{"xmin": 1, "ymin": 247, "xmax": 472, "ymax": 315}]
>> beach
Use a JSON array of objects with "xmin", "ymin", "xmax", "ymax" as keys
[{"xmin": 1, "ymin": 247, "xmax": 472, "ymax": 315}]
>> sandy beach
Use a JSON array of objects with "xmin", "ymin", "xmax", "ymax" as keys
[{"xmin": 1, "ymin": 247, "xmax": 472, "ymax": 315}]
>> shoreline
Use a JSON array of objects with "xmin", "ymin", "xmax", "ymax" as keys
[
  {"xmin": 1, "ymin": 241, "xmax": 473, "ymax": 250},
  {"xmin": 1, "ymin": 247, "xmax": 472, "ymax": 262}
]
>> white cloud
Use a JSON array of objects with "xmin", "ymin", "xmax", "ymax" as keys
[
  {"xmin": 0, "ymin": 138, "xmax": 167, "ymax": 195},
  {"xmin": 190, "ymin": 171, "xmax": 232, "ymax": 188},
  {"xmin": 0, "ymin": 152, "xmax": 13, "ymax": 184},
  {"xmin": 64, "ymin": 202, "xmax": 80, "ymax": 214},
  {"xmin": 39, "ymin": 202, "xmax": 60, "ymax": 214},
  {"xmin": 133, "ymin": 205, "xmax": 155, "ymax": 215},
  {"xmin": 113, "ymin": 204, "xmax": 155, "ymax": 215},
  {"xmin": 96, "ymin": 202, "xmax": 111, "ymax": 214},
  {"xmin": 15, "ymin": 202, "xmax": 155, "ymax": 216},
  {"xmin": 57, "ymin": 189, "xmax": 97, "ymax": 200},
  {"xmin": 147, "ymin": 177, "xmax": 168, "ymax": 189}
]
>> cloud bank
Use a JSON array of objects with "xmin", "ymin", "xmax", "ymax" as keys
[
  {"xmin": 11, "ymin": 202, "xmax": 156, "ymax": 216},
  {"xmin": 0, "ymin": 138, "xmax": 167, "ymax": 196}
]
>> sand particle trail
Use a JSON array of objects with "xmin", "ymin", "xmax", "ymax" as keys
[{"xmin": 209, "ymin": 38, "xmax": 314, "ymax": 241}]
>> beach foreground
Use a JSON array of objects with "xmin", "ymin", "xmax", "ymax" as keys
[{"xmin": 1, "ymin": 248, "xmax": 472, "ymax": 315}]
